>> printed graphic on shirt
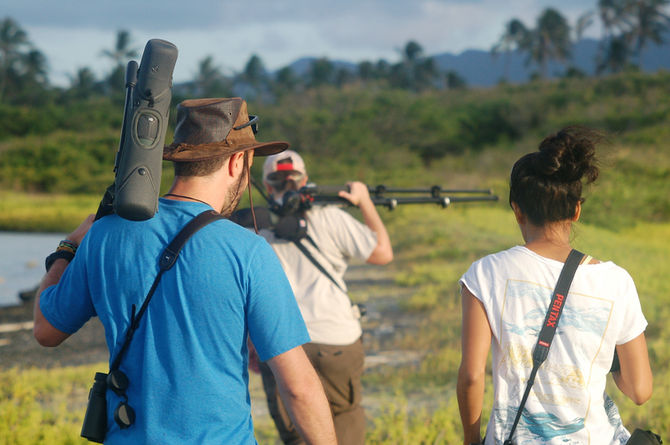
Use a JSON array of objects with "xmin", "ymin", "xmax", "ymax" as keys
[
  {"xmin": 604, "ymin": 395, "xmax": 630, "ymax": 445},
  {"xmin": 492, "ymin": 279, "xmax": 621, "ymax": 444}
]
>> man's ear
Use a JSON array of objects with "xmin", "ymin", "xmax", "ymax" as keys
[{"xmin": 228, "ymin": 152, "xmax": 246, "ymax": 177}]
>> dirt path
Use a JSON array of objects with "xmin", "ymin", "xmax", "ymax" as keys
[
  {"xmin": 0, "ymin": 299, "xmax": 108, "ymax": 368},
  {"xmin": 0, "ymin": 261, "xmax": 417, "ymax": 369},
  {"xmin": 0, "ymin": 261, "xmax": 421, "ymax": 440}
]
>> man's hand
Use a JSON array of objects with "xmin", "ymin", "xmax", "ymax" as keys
[
  {"xmin": 67, "ymin": 214, "xmax": 95, "ymax": 246},
  {"xmin": 338, "ymin": 181, "xmax": 371, "ymax": 207},
  {"xmin": 338, "ymin": 181, "xmax": 393, "ymax": 265}
]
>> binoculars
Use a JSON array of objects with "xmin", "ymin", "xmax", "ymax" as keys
[{"xmin": 81, "ymin": 369, "xmax": 136, "ymax": 443}]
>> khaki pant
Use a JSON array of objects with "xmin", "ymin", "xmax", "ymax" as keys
[{"xmin": 260, "ymin": 339, "xmax": 366, "ymax": 445}]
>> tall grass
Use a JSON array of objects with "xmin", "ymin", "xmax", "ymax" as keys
[
  {"xmin": 1, "ymin": 72, "xmax": 669, "ymax": 443},
  {"xmin": 0, "ymin": 365, "xmax": 99, "ymax": 445},
  {"xmin": 5, "ymin": 206, "xmax": 665, "ymax": 443},
  {"xmin": 361, "ymin": 204, "xmax": 670, "ymax": 442}
]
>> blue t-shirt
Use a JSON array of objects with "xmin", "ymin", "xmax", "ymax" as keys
[{"xmin": 40, "ymin": 199, "xmax": 310, "ymax": 444}]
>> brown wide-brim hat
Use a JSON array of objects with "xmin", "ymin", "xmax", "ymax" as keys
[{"xmin": 163, "ymin": 97, "xmax": 289, "ymax": 162}]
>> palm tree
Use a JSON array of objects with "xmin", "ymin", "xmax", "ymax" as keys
[
  {"xmin": 101, "ymin": 30, "xmax": 138, "ymax": 67},
  {"xmin": 597, "ymin": 0, "xmax": 670, "ymax": 69},
  {"xmin": 375, "ymin": 59, "xmax": 390, "ymax": 79},
  {"xmin": 22, "ymin": 48, "xmax": 48, "ymax": 85},
  {"xmin": 599, "ymin": 0, "xmax": 630, "ymax": 38},
  {"xmin": 0, "ymin": 17, "xmax": 30, "ymax": 101},
  {"xmin": 527, "ymin": 8, "xmax": 572, "ymax": 78},
  {"xmin": 597, "ymin": 35, "xmax": 631, "ymax": 72},
  {"xmin": 628, "ymin": 0, "xmax": 670, "ymax": 61},
  {"xmin": 69, "ymin": 67, "xmax": 100, "ymax": 98},
  {"xmin": 308, "ymin": 58, "xmax": 335, "ymax": 87},
  {"xmin": 414, "ymin": 57, "xmax": 439, "ymax": 90},
  {"xmin": 597, "ymin": 0, "xmax": 632, "ymax": 70},
  {"xmin": 101, "ymin": 30, "xmax": 138, "ymax": 90},
  {"xmin": 491, "ymin": 18, "xmax": 530, "ymax": 81},
  {"xmin": 357, "ymin": 61, "xmax": 375, "ymax": 81},
  {"xmin": 243, "ymin": 54, "xmax": 266, "ymax": 86},
  {"xmin": 274, "ymin": 66, "xmax": 299, "ymax": 94},
  {"xmin": 192, "ymin": 55, "xmax": 229, "ymax": 96},
  {"xmin": 575, "ymin": 11, "xmax": 596, "ymax": 41},
  {"xmin": 391, "ymin": 40, "xmax": 439, "ymax": 91},
  {"xmin": 403, "ymin": 41, "xmax": 423, "ymax": 62}
]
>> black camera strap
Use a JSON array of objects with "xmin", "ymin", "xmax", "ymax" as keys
[
  {"xmin": 110, "ymin": 210, "xmax": 225, "ymax": 371},
  {"xmin": 503, "ymin": 249, "xmax": 585, "ymax": 445},
  {"xmin": 293, "ymin": 235, "xmax": 346, "ymax": 294}
]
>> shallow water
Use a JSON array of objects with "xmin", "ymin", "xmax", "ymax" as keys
[{"xmin": 0, "ymin": 232, "xmax": 65, "ymax": 307}]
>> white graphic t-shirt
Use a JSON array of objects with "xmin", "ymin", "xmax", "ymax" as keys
[{"xmin": 460, "ymin": 246, "xmax": 647, "ymax": 445}]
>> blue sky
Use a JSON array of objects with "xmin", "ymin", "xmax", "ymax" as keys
[{"xmin": 6, "ymin": 0, "xmax": 602, "ymax": 86}]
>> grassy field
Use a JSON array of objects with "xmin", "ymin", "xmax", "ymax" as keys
[
  {"xmin": 2, "ymin": 203, "xmax": 668, "ymax": 444},
  {"xmin": 1, "ymin": 72, "xmax": 669, "ymax": 443}
]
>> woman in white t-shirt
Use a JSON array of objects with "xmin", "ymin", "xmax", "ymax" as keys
[{"xmin": 457, "ymin": 127, "xmax": 652, "ymax": 445}]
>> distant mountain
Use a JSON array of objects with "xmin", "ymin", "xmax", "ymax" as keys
[
  {"xmin": 277, "ymin": 37, "xmax": 670, "ymax": 87},
  {"xmin": 432, "ymin": 38, "xmax": 670, "ymax": 86}
]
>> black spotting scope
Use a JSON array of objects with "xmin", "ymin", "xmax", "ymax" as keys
[{"xmin": 98, "ymin": 39, "xmax": 178, "ymax": 221}]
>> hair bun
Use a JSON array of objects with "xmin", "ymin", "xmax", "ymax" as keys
[{"xmin": 533, "ymin": 126, "xmax": 599, "ymax": 184}]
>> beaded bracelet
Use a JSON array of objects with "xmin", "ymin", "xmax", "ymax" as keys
[{"xmin": 56, "ymin": 239, "xmax": 78, "ymax": 255}]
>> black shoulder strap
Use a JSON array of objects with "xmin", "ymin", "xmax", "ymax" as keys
[
  {"xmin": 110, "ymin": 210, "xmax": 225, "ymax": 371},
  {"xmin": 293, "ymin": 235, "xmax": 347, "ymax": 294},
  {"xmin": 504, "ymin": 249, "xmax": 585, "ymax": 445}
]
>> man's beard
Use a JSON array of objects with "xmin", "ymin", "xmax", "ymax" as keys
[{"xmin": 219, "ymin": 156, "xmax": 248, "ymax": 217}]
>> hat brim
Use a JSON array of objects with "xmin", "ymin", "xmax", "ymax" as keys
[{"xmin": 163, "ymin": 140, "xmax": 289, "ymax": 162}]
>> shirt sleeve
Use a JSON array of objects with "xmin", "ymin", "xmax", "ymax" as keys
[
  {"xmin": 39, "ymin": 236, "xmax": 96, "ymax": 334},
  {"xmin": 459, "ymin": 257, "xmax": 488, "ymax": 306},
  {"xmin": 321, "ymin": 206, "xmax": 377, "ymax": 261},
  {"xmin": 246, "ymin": 240, "xmax": 310, "ymax": 362},
  {"xmin": 614, "ymin": 269, "xmax": 648, "ymax": 345}
]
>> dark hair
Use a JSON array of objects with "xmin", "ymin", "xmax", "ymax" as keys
[
  {"xmin": 509, "ymin": 126, "xmax": 601, "ymax": 226},
  {"xmin": 173, "ymin": 154, "xmax": 230, "ymax": 177}
]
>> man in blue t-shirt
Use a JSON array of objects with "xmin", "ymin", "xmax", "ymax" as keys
[{"xmin": 33, "ymin": 98, "xmax": 337, "ymax": 445}]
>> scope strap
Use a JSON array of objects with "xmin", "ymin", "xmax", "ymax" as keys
[
  {"xmin": 293, "ymin": 235, "xmax": 347, "ymax": 294},
  {"xmin": 503, "ymin": 249, "xmax": 585, "ymax": 445},
  {"xmin": 110, "ymin": 210, "xmax": 225, "ymax": 371}
]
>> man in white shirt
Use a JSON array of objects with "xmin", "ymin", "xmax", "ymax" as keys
[{"xmin": 256, "ymin": 150, "xmax": 393, "ymax": 445}]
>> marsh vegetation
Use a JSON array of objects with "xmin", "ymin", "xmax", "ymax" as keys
[{"xmin": 1, "ymin": 72, "xmax": 669, "ymax": 443}]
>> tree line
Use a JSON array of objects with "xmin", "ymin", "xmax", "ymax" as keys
[
  {"xmin": 493, "ymin": 0, "xmax": 670, "ymax": 78},
  {"xmin": 0, "ymin": 1, "xmax": 668, "ymax": 105}
]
